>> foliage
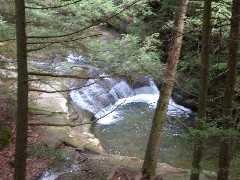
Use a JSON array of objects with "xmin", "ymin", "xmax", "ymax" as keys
[
  {"xmin": 0, "ymin": 15, "xmax": 15, "ymax": 57},
  {"xmin": 180, "ymin": 118, "xmax": 240, "ymax": 175},
  {"xmin": 0, "ymin": 16, "xmax": 15, "ymax": 39},
  {"xmin": 24, "ymin": 0, "xmax": 153, "ymax": 37},
  {"xmin": 0, "ymin": 125, "xmax": 12, "ymax": 149},
  {"xmin": 231, "ymin": 152, "xmax": 240, "ymax": 177},
  {"xmin": 0, "ymin": 0, "xmax": 239, "ymax": 179},
  {"xmin": 85, "ymin": 33, "xmax": 164, "ymax": 80},
  {"xmin": 211, "ymin": 62, "xmax": 228, "ymax": 71}
]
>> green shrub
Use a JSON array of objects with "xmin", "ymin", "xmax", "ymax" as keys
[{"xmin": 0, "ymin": 125, "xmax": 12, "ymax": 149}]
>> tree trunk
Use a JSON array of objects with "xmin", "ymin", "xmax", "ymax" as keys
[
  {"xmin": 190, "ymin": 1, "xmax": 212, "ymax": 179},
  {"xmin": 14, "ymin": 0, "xmax": 28, "ymax": 179},
  {"xmin": 217, "ymin": 0, "xmax": 240, "ymax": 179},
  {"xmin": 141, "ymin": 0, "xmax": 189, "ymax": 179}
]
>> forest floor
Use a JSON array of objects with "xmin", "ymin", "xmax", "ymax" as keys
[{"xmin": 0, "ymin": 94, "xmax": 51, "ymax": 180}]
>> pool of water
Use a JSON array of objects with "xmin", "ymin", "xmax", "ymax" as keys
[{"xmin": 92, "ymin": 98, "xmax": 196, "ymax": 168}]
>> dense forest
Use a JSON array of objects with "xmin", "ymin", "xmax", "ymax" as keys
[{"xmin": 0, "ymin": 0, "xmax": 240, "ymax": 179}]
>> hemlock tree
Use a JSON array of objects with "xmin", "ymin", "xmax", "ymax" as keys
[
  {"xmin": 141, "ymin": 0, "xmax": 189, "ymax": 179},
  {"xmin": 190, "ymin": 0, "xmax": 212, "ymax": 179},
  {"xmin": 217, "ymin": 0, "xmax": 240, "ymax": 179},
  {"xmin": 14, "ymin": 0, "xmax": 28, "ymax": 179}
]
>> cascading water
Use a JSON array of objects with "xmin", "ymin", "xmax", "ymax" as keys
[
  {"xmin": 70, "ymin": 74, "xmax": 195, "ymax": 167},
  {"xmin": 70, "ymin": 77, "xmax": 192, "ymax": 125},
  {"xmin": 70, "ymin": 77, "xmax": 132, "ymax": 115},
  {"xmin": 68, "ymin": 54, "xmax": 195, "ymax": 168}
]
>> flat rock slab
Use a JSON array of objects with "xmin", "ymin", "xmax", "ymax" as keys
[
  {"xmin": 30, "ymin": 81, "xmax": 68, "ymax": 113},
  {"xmin": 33, "ymin": 92, "xmax": 68, "ymax": 113}
]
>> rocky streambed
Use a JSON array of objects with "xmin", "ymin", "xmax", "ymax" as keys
[
  {"xmin": 25, "ymin": 54, "xmax": 216, "ymax": 180},
  {"xmin": 0, "ymin": 27, "xmax": 217, "ymax": 179}
]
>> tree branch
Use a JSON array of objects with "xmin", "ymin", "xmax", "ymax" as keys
[
  {"xmin": 0, "ymin": 38, "xmax": 16, "ymax": 42},
  {"xmin": 27, "ymin": 34, "xmax": 102, "ymax": 45},
  {"xmin": 28, "ymin": 71, "xmax": 110, "ymax": 79},
  {"xmin": 209, "ymin": 69, "xmax": 229, "ymax": 82},
  {"xmin": 27, "ymin": 43, "xmax": 54, "ymax": 52},
  {"xmin": 25, "ymin": 0, "xmax": 83, "ymax": 10},
  {"xmin": 28, "ymin": 122, "xmax": 90, "ymax": 127},
  {"xmin": 27, "ymin": 0, "xmax": 140, "ymax": 39},
  {"xmin": 29, "ymin": 81, "xmax": 97, "ymax": 93}
]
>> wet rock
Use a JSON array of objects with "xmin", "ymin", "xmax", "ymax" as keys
[
  {"xmin": 125, "ymin": 76, "xmax": 153, "ymax": 89},
  {"xmin": 172, "ymin": 90, "xmax": 198, "ymax": 111}
]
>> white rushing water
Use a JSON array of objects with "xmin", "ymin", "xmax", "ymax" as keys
[
  {"xmin": 66, "ymin": 54, "xmax": 85, "ymax": 63},
  {"xmin": 40, "ymin": 163, "xmax": 80, "ymax": 180},
  {"xmin": 70, "ymin": 77, "xmax": 192, "ymax": 125}
]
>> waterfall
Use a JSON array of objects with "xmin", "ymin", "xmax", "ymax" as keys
[
  {"xmin": 70, "ymin": 77, "xmax": 133, "ymax": 114},
  {"xmin": 70, "ymin": 77, "xmax": 159, "ymax": 116},
  {"xmin": 70, "ymin": 76, "xmax": 192, "ymax": 125}
]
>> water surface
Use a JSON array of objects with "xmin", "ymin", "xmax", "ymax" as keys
[{"xmin": 92, "ymin": 95, "xmax": 196, "ymax": 168}]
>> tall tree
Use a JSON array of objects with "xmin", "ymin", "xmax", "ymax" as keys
[
  {"xmin": 190, "ymin": 0, "xmax": 212, "ymax": 179},
  {"xmin": 14, "ymin": 0, "xmax": 28, "ymax": 179},
  {"xmin": 217, "ymin": 0, "xmax": 240, "ymax": 179},
  {"xmin": 141, "ymin": 0, "xmax": 189, "ymax": 179}
]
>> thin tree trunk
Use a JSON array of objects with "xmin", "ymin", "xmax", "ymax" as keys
[
  {"xmin": 217, "ymin": 0, "xmax": 240, "ymax": 179},
  {"xmin": 190, "ymin": 1, "xmax": 212, "ymax": 179},
  {"xmin": 14, "ymin": 0, "xmax": 28, "ymax": 179},
  {"xmin": 141, "ymin": 0, "xmax": 189, "ymax": 179}
]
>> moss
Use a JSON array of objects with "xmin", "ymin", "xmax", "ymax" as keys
[
  {"xmin": 0, "ymin": 125, "xmax": 12, "ymax": 149},
  {"xmin": 70, "ymin": 139, "xmax": 84, "ymax": 149},
  {"xmin": 27, "ymin": 143, "xmax": 74, "ymax": 168}
]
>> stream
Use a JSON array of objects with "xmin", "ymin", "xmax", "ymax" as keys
[
  {"xmin": 92, "ymin": 99, "xmax": 195, "ymax": 168},
  {"xmin": 69, "ymin": 67, "xmax": 196, "ymax": 168},
  {"xmin": 39, "ymin": 54, "xmax": 197, "ymax": 180}
]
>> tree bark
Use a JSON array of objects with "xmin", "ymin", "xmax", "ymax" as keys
[
  {"xmin": 141, "ymin": 0, "xmax": 189, "ymax": 179},
  {"xmin": 190, "ymin": 1, "xmax": 212, "ymax": 179},
  {"xmin": 217, "ymin": 0, "xmax": 240, "ymax": 179},
  {"xmin": 14, "ymin": 0, "xmax": 28, "ymax": 179}
]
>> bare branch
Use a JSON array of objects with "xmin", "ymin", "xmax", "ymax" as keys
[
  {"xmin": 27, "ymin": 43, "xmax": 54, "ymax": 52},
  {"xmin": 25, "ymin": 0, "xmax": 83, "ymax": 10},
  {"xmin": 92, "ymin": 98, "xmax": 127, "ymax": 122},
  {"xmin": 27, "ymin": 34, "xmax": 102, "ymax": 45},
  {"xmin": 28, "ymin": 78, "xmax": 41, "ymax": 81},
  {"xmin": 209, "ymin": 69, "xmax": 229, "ymax": 82},
  {"xmin": 0, "ymin": 38, "xmax": 16, "ymax": 42},
  {"xmin": 28, "ymin": 122, "xmax": 90, "ymax": 127},
  {"xmin": 29, "ymin": 81, "xmax": 96, "ymax": 93},
  {"xmin": 28, "ymin": 107, "xmax": 67, "ymax": 114},
  {"xmin": 234, "ymin": 109, "xmax": 240, "ymax": 126},
  {"xmin": 28, "ymin": 71, "xmax": 110, "ymax": 79}
]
